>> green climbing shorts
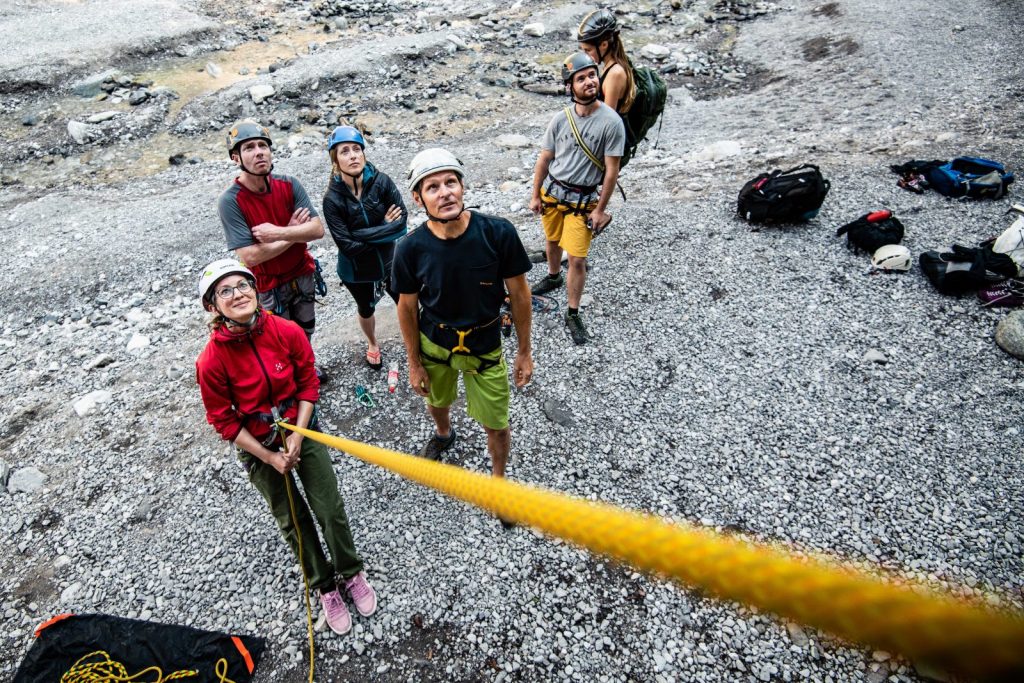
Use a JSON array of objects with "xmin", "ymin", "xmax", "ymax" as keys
[{"xmin": 419, "ymin": 333, "xmax": 509, "ymax": 430}]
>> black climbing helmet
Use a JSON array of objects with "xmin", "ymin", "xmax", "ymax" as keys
[
  {"xmin": 226, "ymin": 119, "xmax": 272, "ymax": 158},
  {"xmin": 577, "ymin": 8, "xmax": 619, "ymax": 43},
  {"xmin": 561, "ymin": 52, "xmax": 599, "ymax": 84}
]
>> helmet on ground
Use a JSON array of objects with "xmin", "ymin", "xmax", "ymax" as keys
[
  {"xmin": 328, "ymin": 125, "xmax": 366, "ymax": 153},
  {"xmin": 577, "ymin": 8, "xmax": 619, "ymax": 43},
  {"xmin": 199, "ymin": 258, "xmax": 255, "ymax": 305},
  {"xmin": 226, "ymin": 119, "xmax": 272, "ymax": 158},
  {"xmin": 561, "ymin": 52, "xmax": 599, "ymax": 84},
  {"xmin": 871, "ymin": 244, "xmax": 912, "ymax": 272},
  {"xmin": 407, "ymin": 148, "xmax": 465, "ymax": 192}
]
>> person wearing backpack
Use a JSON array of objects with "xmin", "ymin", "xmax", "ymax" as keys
[
  {"xmin": 529, "ymin": 53, "xmax": 625, "ymax": 345},
  {"xmin": 577, "ymin": 8, "xmax": 635, "ymax": 114},
  {"xmin": 577, "ymin": 8, "xmax": 667, "ymax": 167}
]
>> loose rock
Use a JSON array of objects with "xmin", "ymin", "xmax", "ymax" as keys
[{"xmin": 7, "ymin": 467, "xmax": 46, "ymax": 494}]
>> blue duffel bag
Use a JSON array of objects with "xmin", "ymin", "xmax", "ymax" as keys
[{"xmin": 926, "ymin": 156, "xmax": 1014, "ymax": 199}]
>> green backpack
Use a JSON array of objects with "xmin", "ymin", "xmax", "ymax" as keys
[{"xmin": 620, "ymin": 61, "xmax": 667, "ymax": 167}]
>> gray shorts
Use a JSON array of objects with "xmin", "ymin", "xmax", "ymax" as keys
[{"xmin": 258, "ymin": 272, "xmax": 316, "ymax": 337}]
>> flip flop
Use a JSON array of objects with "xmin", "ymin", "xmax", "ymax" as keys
[{"xmin": 365, "ymin": 348, "xmax": 382, "ymax": 370}]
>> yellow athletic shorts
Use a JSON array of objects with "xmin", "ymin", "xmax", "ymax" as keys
[
  {"xmin": 419, "ymin": 333, "xmax": 509, "ymax": 430},
  {"xmin": 540, "ymin": 188, "xmax": 597, "ymax": 259}
]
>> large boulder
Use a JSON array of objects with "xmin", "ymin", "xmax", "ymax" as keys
[{"xmin": 995, "ymin": 311, "xmax": 1024, "ymax": 360}]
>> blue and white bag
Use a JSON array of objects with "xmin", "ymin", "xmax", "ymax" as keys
[{"xmin": 926, "ymin": 156, "xmax": 1014, "ymax": 199}]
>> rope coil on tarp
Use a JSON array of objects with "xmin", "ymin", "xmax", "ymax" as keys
[{"xmin": 278, "ymin": 421, "xmax": 1024, "ymax": 681}]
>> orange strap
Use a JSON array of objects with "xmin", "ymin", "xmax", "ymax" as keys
[
  {"xmin": 34, "ymin": 613, "xmax": 73, "ymax": 637},
  {"xmin": 232, "ymin": 635, "xmax": 255, "ymax": 674}
]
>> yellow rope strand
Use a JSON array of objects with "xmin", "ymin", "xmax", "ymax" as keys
[
  {"xmin": 278, "ymin": 421, "xmax": 1024, "ymax": 680},
  {"xmin": 282, "ymin": 468, "xmax": 315, "ymax": 683},
  {"xmin": 59, "ymin": 650, "xmax": 235, "ymax": 683}
]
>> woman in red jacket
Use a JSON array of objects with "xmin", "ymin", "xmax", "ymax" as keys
[{"xmin": 195, "ymin": 258, "xmax": 376, "ymax": 636}]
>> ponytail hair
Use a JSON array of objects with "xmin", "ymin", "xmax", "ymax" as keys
[
  {"xmin": 583, "ymin": 33, "xmax": 636, "ymax": 113},
  {"xmin": 606, "ymin": 34, "xmax": 636, "ymax": 113}
]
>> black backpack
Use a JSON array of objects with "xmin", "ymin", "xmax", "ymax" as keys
[
  {"xmin": 620, "ymin": 61, "xmax": 667, "ymax": 167},
  {"xmin": 919, "ymin": 245, "xmax": 1018, "ymax": 295},
  {"xmin": 835, "ymin": 210, "xmax": 905, "ymax": 254},
  {"xmin": 737, "ymin": 164, "xmax": 831, "ymax": 224}
]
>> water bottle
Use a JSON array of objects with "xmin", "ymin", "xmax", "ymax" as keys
[{"xmin": 387, "ymin": 362, "xmax": 399, "ymax": 393}]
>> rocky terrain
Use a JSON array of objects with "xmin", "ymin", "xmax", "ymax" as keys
[{"xmin": 1, "ymin": 0, "xmax": 1022, "ymax": 681}]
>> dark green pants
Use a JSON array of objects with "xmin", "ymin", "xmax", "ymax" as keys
[{"xmin": 244, "ymin": 438, "xmax": 363, "ymax": 592}]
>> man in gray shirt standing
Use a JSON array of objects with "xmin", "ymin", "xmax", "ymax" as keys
[{"xmin": 529, "ymin": 53, "xmax": 625, "ymax": 345}]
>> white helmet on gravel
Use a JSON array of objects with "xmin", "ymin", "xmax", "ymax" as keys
[
  {"xmin": 407, "ymin": 148, "xmax": 465, "ymax": 193},
  {"xmin": 198, "ymin": 258, "xmax": 254, "ymax": 305},
  {"xmin": 871, "ymin": 244, "xmax": 912, "ymax": 272}
]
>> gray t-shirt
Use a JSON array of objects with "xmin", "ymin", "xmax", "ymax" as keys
[{"xmin": 541, "ymin": 102, "xmax": 625, "ymax": 203}]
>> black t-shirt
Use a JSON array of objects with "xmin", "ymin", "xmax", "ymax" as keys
[{"xmin": 393, "ymin": 211, "xmax": 532, "ymax": 352}]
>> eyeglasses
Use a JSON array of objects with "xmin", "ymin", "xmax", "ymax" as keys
[{"xmin": 215, "ymin": 280, "xmax": 255, "ymax": 300}]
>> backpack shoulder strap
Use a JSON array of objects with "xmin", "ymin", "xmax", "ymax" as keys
[{"xmin": 564, "ymin": 106, "xmax": 605, "ymax": 172}]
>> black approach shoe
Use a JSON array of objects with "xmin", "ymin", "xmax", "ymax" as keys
[
  {"xmin": 531, "ymin": 272, "xmax": 564, "ymax": 295},
  {"xmin": 564, "ymin": 311, "xmax": 590, "ymax": 345},
  {"xmin": 419, "ymin": 428, "xmax": 457, "ymax": 461}
]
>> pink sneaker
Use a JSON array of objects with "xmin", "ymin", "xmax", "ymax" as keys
[
  {"xmin": 319, "ymin": 587, "xmax": 351, "ymax": 635},
  {"xmin": 344, "ymin": 571, "xmax": 378, "ymax": 617}
]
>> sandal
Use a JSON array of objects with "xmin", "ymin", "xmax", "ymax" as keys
[{"xmin": 365, "ymin": 347, "xmax": 382, "ymax": 370}]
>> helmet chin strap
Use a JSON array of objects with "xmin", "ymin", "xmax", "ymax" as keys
[
  {"xmin": 239, "ymin": 158, "xmax": 274, "ymax": 192},
  {"xmin": 222, "ymin": 308, "xmax": 261, "ymax": 331},
  {"xmin": 425, "ymin": 204, "xmax": 467, "ymax": 224},
  {"xmin": 568, "ymin": 73, "xmax": 600, "ymax": 106},
  {"xmin": 569, "ymin": 85, "xmax": 599, "ymax": 106}
]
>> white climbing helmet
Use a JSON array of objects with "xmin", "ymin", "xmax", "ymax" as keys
[
  {"xmin": 871, "ymin": 244, "xmax": 912, "ymax": 272},
  {"xmin": 198, "ymin": 258, "xmax": 254, "ymax": 305},
  {"xmin": 407, "ymin": 148, "xmax": 465, "ymax": 193}
]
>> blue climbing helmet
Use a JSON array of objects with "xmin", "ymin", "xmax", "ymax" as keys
[{"xmin": 328, "ymin": 125, "xmax": 366, "ymax": 153}]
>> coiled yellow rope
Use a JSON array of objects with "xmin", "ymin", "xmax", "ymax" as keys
[
  {"xmin": 278, "ymin": 421, "xmax": 1024, "ymax": 680},
  {"xmin": 59, "ymin": 650, "xmax": 234, "ymax": 683}
]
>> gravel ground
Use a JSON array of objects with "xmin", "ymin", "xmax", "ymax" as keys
[{"xmin": 1, "ymin": 1, "xmax": 1023, "ymax": 682}]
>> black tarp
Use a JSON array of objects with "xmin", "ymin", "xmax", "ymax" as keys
[{"xmin": 14, "ymin": 613, "xmax": 265, "ymax": 682}]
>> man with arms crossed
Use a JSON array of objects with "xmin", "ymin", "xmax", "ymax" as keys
[{"xmin": 218, "ymin": 119, "xmax": 324, "ymax": 340}]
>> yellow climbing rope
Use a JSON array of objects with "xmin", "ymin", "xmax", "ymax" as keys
[
  {"xmin": 280, "ymin": 435, "xmax": 315, "ymax": 683},
  {"xmin": 59, "ymin": 650, "xmax": 234, "ymax": 683},
  {"xmin": 278, "ymin": 421, "xmax": 1024, "ymax": 680}
]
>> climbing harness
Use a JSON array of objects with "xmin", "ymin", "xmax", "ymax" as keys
[
  {"xmin": 419, "ymin": 314, "xmax": 503, "ymax": 373},
  {"xmin": 543, "ymin": 177, "xmax": 599, "ymax": 216}
]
